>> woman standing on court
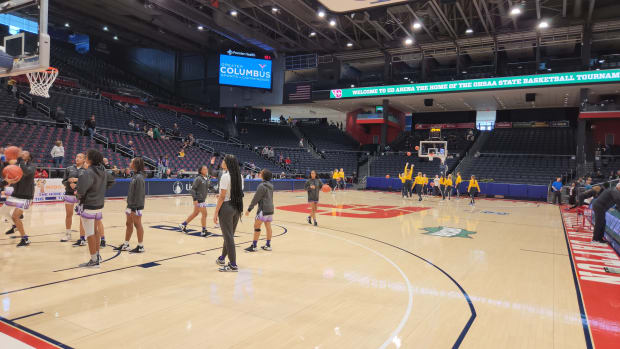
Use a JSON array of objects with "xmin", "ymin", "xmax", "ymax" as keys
[
  {"xmin": 305, "ymin": 170, "xmax": 322, "ymax": 226},
  {"xmin": 468, "ymin": 175, "xmax": 481, "ymax": 206},
  {"xmin": 61, "ymin": 153, "xmax": 85, "ymax": 243},
  {"xmin": 116, "ymin": 157, "xmax": 146, "ymax": 253},
  {"xmin": 214, "ymin": 155, "xmax": 244, "ymax": 272},
  {"xmin": 413, "ymin": 172, "xmax": 424, "ymax": 201},
  {"xmin": 445, "ymin": 174, "xmax": 453, "ymax": 200},
  {"xmin": 179, "ymin": 165, "xmax": 211, "ymax": 237},
  {"xmin": 455, "ymin": 172, "xmax": 462, "ymax": 197},
  {"xmin": 77, "ymin": 149, "xmax": 115, "ymax": 268},
  {"xmin": 244, "ymin": 169, "xmax": 274, "ymax": 252}
]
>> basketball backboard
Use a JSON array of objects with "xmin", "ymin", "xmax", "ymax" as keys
[
  {"xmin": 317, "ymin": 0, "xmax": 410, "ymax": 13},
  {"xmin": 0, "ymin": 0, "xmax": 49, "ymax": 77},
  {"xmin": 419, "ymin": 140, "xmax": 448, "ymax": 162}
]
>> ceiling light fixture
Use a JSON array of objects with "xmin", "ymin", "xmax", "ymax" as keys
[
  {"xmin": 404, "ymin": 38, "xmax": 413, "ymax": 46},
  {"xmin": 64, "ymin": 23, "xmax": 70, "ymax": 28},
  {"xmin": 510, "ymin": 7, "xmax": 522, "ymax": 16},
  {"xmin": 538, "ymin": 20, "xmax": 549, "ymax": 29},
  {"xmin": 318, "ymin": 10, "xmax": 326, "ymax": 18},
  {"xmin": 329, "ymin": 19, "xmax": 337, "ymax": 26},
  {"xmin": 346, "ymin": 42, "xmax": 353, "ymax": 47},
  {"xmin": 465, "ymin": 28, "xmax": 473, "ymax": 34},
  {"xmin": 413, "ymin": 22, "xmax": 421, "ymax": 30},
  {"xmin": 230, "ymin": 10, "xmax": 238, "ymax": 16},
  {"xmin": 103, "ymin": 26, "xmax": 109, "ymax": 31},
  {"xmin": 113, "ymin": 35, "xmax": 118, "ymax": 40},
  {"xmin": 271, "ymin": 7, "xmax": 278, "ymax": 13},
  {"xmin": 309, "ymin": 31, "xmax": 316, "ymax": 37},
  {"xmin": 197, "ymin": 25, "xmax": 204, "ymax": 30}
]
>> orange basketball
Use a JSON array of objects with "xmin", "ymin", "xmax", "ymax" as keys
[
  {"xmin": 406, "ymin": 151, "xmax": 411, "ymax": 156},
  {"xmin": 2, "ymin": 164, "xmax": 23, "ymax": 182},
  {"xmin": 385, "ymin": 174, "xmax": 390, "ymax": 179},
  {"xmin": 321, "ymin": 184, "xmax": 331, "ymax": 193},
  {"xmin": 415, "ymin": 145, "xmax": 420, "ymax": 151},
  {"xmin": 4, "ymin": 146, "xmax": 20, "ymax": 161}
]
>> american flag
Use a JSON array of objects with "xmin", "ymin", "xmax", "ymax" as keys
[{"xmin": 286, "ymin": 84, "xmax": 311, "ymax": 103}]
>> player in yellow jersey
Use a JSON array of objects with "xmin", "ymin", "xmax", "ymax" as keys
[
  {"xmin": 422, "ymin": 174, "xmax": 429, "ymax": 196},
  {"xmin": 467, "ymin": 175, "xmax": 481, "ymax": 206},
  {"xmin": 413, "ymin": 172, "xmax": 424, "ymax": 201},
  {"xmin": 402, "ymin": 163, "xmax": 413, "ymax": 198},
  {"xmin": 338, "ymin": 168, "xmax": 345, "ymax": 190},
  {"xmin": 331, "ymin": 169, "xmax": 339, "ymax": 193},
  {"xmin": 445, "ymin": 174, "xmax": 453, "ymax": 200},
  {"xmin": 455, "ymin": 172, "xmax": 463, "ymax": 198},
  {"xmin": 439, "ymin": 175, "xmax": 447, "ymax": 200},
  {"xmin": 398, "ymin": 169, "xmax": 408, "ymax": 198}
]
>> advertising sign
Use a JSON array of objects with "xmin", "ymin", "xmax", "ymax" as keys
[{"xmin": 219, "ymin": 54, "xmax": 272, "ymax": 89}]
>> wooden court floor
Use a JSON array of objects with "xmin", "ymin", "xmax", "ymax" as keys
[{"xmin": 0, "ymin": 190, "xmax": 590, "ymax": 348}]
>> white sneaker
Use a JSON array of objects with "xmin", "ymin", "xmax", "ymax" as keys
[
  {"xmin": 60, "ymin": 232, "xmax": 71, "ymax": 242},
  {"xmin": 214, "ymin": 223, "xmax": 220, "ymax": 229}
]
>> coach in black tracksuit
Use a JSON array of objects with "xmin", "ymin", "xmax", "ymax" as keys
[{"xmin": 591, "ymin": 183, "xmax": 620, "ymax": 243}]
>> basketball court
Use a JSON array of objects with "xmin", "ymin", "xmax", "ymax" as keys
[{"xmin": 2, "ymin": 190, "xmax": 615, "ymax": 348}]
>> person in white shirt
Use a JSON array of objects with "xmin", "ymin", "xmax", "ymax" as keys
[
  {"xmin": 50, "ymin": 140, "xmax": 65, "ymax": 168},
  {"xmin": 214, "ymin": 155, "xmax": 245, "ymax": 272}
]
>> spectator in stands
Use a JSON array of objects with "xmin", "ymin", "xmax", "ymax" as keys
[
  {"xmin": 127, "ymin": 140, "xmax": 135, "ymax": 155},
  {"xmin": 153, "ymin": 126, "xmax": 160, "ymax": 141},
  {"xmin": 129, "ymin": 119, "xmax": 135, "ymax": 128},
  {"xmin": 299, "ymin": 138, "xmax": 304, "ymax": 147},
  {"xmin": 187, "ymin": 133, "xmax": 195, "ymax": 146},
  {"xmin": 147, "ymin": 128, "xmax": 154, "ymax": 139},
  {"xmin": 285, "ymin": 157, "xmax": 291, "ymax": 165},
  {"xmin": 123, "ymin": 168, "xmax": 132, "ymax": 178},
  {"xmin": 10, "ymin": 80, "xmax": 17, "ymax": 97},
  {"xmin": 85, "ymin": 115, "xmax": 96, "ymax": 139},
  {"xmin": 261, "ymin": 146, "xmax": 269, "ymax": 157},
  {"xmin": 35, "ymin": 168, "xmax": 48, "ymax": 179},
  {"xmin": 172, "ymin": 123, "xmax": 180, "ymax": 137},
  {"xmin": 6, "ymin": 77, "xmax": 15, "ymax": 94},
  {"xmin": 268, "ymin": 147, "xmax": 274, "ymax": 159},
  {"xmin": 551, "ymin": 177, "xmax": 563, "ymax": 204},
  {"xmin": 279, "ymin": 154, "xmax": 283, "ymax": 163},
  {"xmin": 135, "ymin": 123, "xmax": 141, "ymax": 132},
  {"xmin": 15, "ymin": 99, "xmax": 27, "ymax": 118},
  {"xmin": 585, "ymin": 177, "xmax": 593, "ymax": 190},
  {"xmin": 50, "ymin": 140, "xmax": 65, "ymax": 168},
  {"xmin": 178, "ymin": 148, "xmax": 185, "ymax": 158},
  {"xmin": 280, "ymin": 171, "xmax": 286, "ymax": 179},
  {"xmin": 103, "ymin": 158, "xmax": 111, "ymax": 170},
  {"xmin": 54, "ymin": 106, "xmax": 65, "ymax": 127},
  {"xmin": 591, "ymin": 183, "xmax": 620, "ymax": 244}
]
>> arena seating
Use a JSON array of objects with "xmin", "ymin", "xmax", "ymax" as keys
[
  {"xmin": 460, "ymin": 127, "xmax": 577, "ymax": 184},
  {"xmin": 481, "ymin": 128, "xmax": 575, "ymax": 155},
  {"xmin": 298, "ymin": 124, "xmax": 359, "ymax": 150},
  {"xmin": 0, "ymin": 91, "xmax": 49, "ymax": 121},
  {"xmin": 237, "ymin": 123, "xmax": 300, "ymax": 147},
  {"xmin": 0, "ymin": 121, "xmax": 126, "ymax": 169}
]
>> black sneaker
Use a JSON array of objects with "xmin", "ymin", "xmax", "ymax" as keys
[
  {"xmin": 201, "ymin": 230, "xmax": 212, "ymax": 237},
  {"xmin": 215, "ymin": 257, "xmax": 225, "ymax": 266},
  {"xmin": 100, "ymin": 239, "xmax": 106, "ymax": 248},
  {"xmin": 16, "ymin": 238, "xmax": 29, "ymax": 247},
  {"xmin": 244, "ymin": 245, "xmax": 257, "ymax": 252},
  {"xmin": 313, "ymin": 221, "xmax": 317, "ymax": 226},
  {"xmin": 79, "ymin": 259, "xmax": 100, "ymax": 268},
  {"xmin": 179, "ymin": 223, "xmax": 188, "ymax": 233},
  {"xmin": 261, "ymin": 245, "xmax": 272, "ymax": 251},
  {"xmin": 5, "ymin": 226, "xmax": 15, "ymax": 235},
  {"xmin": 307, "ymin": 216, "xmax": 312, "ymax": 224},
  {"xmin": 114, "ymin": 242, "xmax": 130, "ymax": 251},
  {"xmin": 97, "ymin": 253, "xmax": 102, "ymax": 264},
  {"xmin": 130, "ymin": 245, "xmax": 145, "ymax": 253},
  {"xmin": 73, "ymin": 239, "xmax": 86, "ymax": 246},
  {"xmin": 218, "ymin": 263, "xmax": 238, "ymax": 272}
]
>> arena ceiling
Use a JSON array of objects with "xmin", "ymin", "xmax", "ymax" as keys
[{"xmin": 47, "ymin": 0, "xmax": 620, "ymax": 56}]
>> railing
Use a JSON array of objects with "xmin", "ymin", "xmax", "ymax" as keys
[
  {"xmin": 36, "ymin": 103, "xmax": 50, "ymax": 117},
  {"xmin": 230, "ymin": 136, "xmax": 242, "ymax": 145},
  {"xmin": 0, "ymin": 115, "xmax": 62, "ymax": 127},
  {"xmin": 181, "ymin": 114, "xmax": 193, "ymax": 123},
  {"xmin": 114, "ymin": 143, "xmax": 134, "ymax": 157},
  {"xmin": 212, "ymin": 129, "xmax": 225, "ymax": 138},
  {"xmin": 18, "ymin": 92, "xmax": 31, "ymax": 104},
  {"xmin": 196, "ymin": 121, "xmax": 209, "ymax": 130}
]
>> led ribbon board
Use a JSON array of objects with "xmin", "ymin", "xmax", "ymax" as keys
[{"xmin": 330, "ymin": 69, "xmax": 620, "ymax": 99}]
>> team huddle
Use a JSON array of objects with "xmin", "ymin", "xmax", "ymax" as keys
[
  {"xmin": 398, "ymin": 163, "xmax": 481, "ymax": 205},
  {"xmin": 1, "ymin": 146, "xmax": 329, "ymax": 271}
]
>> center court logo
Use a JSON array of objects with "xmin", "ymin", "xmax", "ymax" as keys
[
  {"xmin": 172, "ymin": 181, "xmax": 183, "ymax": 194},
  {"xmin": 421, "ymin": 226, "xmax": 476, "ymax": 238}
]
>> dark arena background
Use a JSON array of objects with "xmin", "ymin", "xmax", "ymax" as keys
[{"xmin": 0, "ymin": 0, "xmax": 619, "ymax": 348}]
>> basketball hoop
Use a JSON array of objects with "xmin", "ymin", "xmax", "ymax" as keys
[
  {"xmin": 26, "ymin": 67, "xmax": 58, "ymax": 98},
  {"xmin": 428, "ymin": 153, "xmax": 434, "ymax": 161}
]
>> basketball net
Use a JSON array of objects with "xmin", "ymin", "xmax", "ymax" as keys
[{"xmin": 26, "ymin": 67, "xmax": 58, "ymax": 98}]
